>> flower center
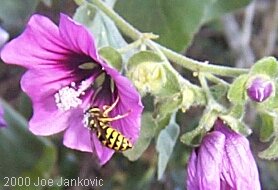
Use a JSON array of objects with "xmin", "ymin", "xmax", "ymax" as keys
[{"xmin": 55, "ymin": 80, "xmax": 92, "ymax": 111}]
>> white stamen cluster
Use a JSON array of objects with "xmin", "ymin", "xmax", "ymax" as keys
[{"xmin": 54, "ymin": 82, "xmax": 88, "ymax": 111}]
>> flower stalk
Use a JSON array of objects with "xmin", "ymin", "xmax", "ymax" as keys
[{"xmin": 90, "ymin": 0, "xmax": 249, "ymax": 77}]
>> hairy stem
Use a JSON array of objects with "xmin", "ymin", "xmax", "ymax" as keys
[{"xmin": 90, "ymin": 0, "xmax": 249, "ymax": 77}]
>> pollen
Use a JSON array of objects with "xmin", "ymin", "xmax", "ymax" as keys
[
  {"xmin": 55, "ymin": 85, "xmax": 82, "ymax": 111},
  {"xmin": 54, "ymin": 79, "xmax": 94, "ymax": 111}
]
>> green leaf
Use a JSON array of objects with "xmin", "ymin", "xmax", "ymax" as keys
[
  {"xmin": 123, "ymin": 113, "xmax": 155, "ymax": 161},
  {"xmin": 259, "ymin": 113, "xmax": 275, "ymax": 142},
  {"xmin": 0, "ymin": 99, "xmax": 57, "ymax": 188},
  {"xmin": 205, "ymin": 0, "xmax": 252, "ymax": 21},
  {"xmin": 99, "ymin": 46, "xmax": 123, "ymax": 71},
  {"xmin": 227, "ymin": 74, "xmax": 249, "ymax": 104},
  {"xmin": 153, "ymin": 93, "xmax": 182, "ymax": 121},
  {"xmin": 160, "ymin": 65, "xmax": 181, "ymax": 95},
  {"xmin": 228, "ymin": 104, "xmax": 245, "ymax": 119},
  {"xmin": 219, "ymin": 115, "xmax": 251, "ymax": 136},
  {"xmin": 180, "ymin": 107, "xmax": 218, "ymax": 146},
  {"xmin": 210, "ymin": 83, "xmax": 229, "ymax": 101},
  {"xmin": 156, "ymin": 113, "xmax": 180, "ymax": 180},
  {"xmin": 0, "ymin": 0, "xmax": 39, "ymax": 32},
  {"xmin": 154, "ymin": 113, "xmax": 171, "ymax": 136},
  {"xmin": 127, "ymin": 50, "xmax": 163, "ymax": 69},
  {"xmin": 259, "ymin": 137, "xmax": 278, "ymax": 160},
  {"xmin": 250, "ymin": 57, "xmax": 278, "ymax": 78},
  {"xmin": 115, "ymin": 0, "xmax": 215, "ymax": 52},
  {"xmin": 153, "ymin": 83, "xmax": 199, "ymax": 122},
  {"xmin": 74, "ymin": 2, "xmax": 127, "ymax": 48}
]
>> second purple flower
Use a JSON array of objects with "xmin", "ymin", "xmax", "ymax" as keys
[
  {"xmin": 0, "ymin": 14, "xmax": 143, "ymax": 165},
  {"xmin": 187, "ymin": 119, "xmax": 261, "ymax": 190}
]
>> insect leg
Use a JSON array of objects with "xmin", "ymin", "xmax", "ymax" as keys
[
  {"xmin": 102, "ymin": 96, "xmax": 120, "ymax": 116},
  {"xmin": 98, "ymin": 111, "xmax": 130, "ymax": 122}
]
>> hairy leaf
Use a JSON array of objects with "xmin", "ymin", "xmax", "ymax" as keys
[
  {"xmin": 156, "ymin": 113, "xmax": 180, "ymax": 180},
  {"xmin": 123, "ymin": 113, "xmax": 155, "ymax": 161}
]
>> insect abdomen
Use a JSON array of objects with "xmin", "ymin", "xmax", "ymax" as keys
[{"xmin": 100, "ymin": 125, "xmax": 132, "ymax": 151}]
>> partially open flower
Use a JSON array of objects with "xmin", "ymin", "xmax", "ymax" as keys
[
  {"xmin": 247, "ymin": 77, "xmax": 273, "ymax": 102},
  {"xmin": 187, "ymin": 119, "xmax": 261, "ymax": 190},
  {"xmin": 0, "ymin": 14, "xmax": 143, "ymax": 165}
]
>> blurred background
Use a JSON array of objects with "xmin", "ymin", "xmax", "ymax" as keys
[{"xmin": 0, "ymin": 0, "xmax": 278, "ymax": 189}]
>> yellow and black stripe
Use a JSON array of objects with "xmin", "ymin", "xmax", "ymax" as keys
[{"xmin": 85, "ymin": 97, "xmax": 132, "ymax": 151}]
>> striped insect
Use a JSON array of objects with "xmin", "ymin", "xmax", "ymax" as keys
[{"xmin": 84, "ymin": 97, "xmax": 132, "ymax": 151}]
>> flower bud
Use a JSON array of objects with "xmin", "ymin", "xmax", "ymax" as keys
[
  {"xmin": 127, "ymin": 51, "xmax": 169, "ymax": 95},
  {"xmin": 247, "ymin": 77, "xmax": 273, "ymax": 102},
  {"xmin": 128, "ymin": 62, "xmax": 167, "ymax": 95}
]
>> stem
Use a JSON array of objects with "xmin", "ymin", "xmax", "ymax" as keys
[
  {"xmin": 90, "ymin": 0, "xmax": 141, "ymax": 39},
  {"xmin": 158, "ymin": 45, "xmax": 248, "ymax": 77},
  {"xmin": 90, "ymin": 0, "xmax": 249, "ymax": 77},
  {"xmin": 146, "ymin": 39, "xmax": 201, "ymax": 90},
  {"xmin": 117, "ymin": 39, "xmax": 142, "ymax": 54},
  {"xmin": 198, "ymin": 73, "xmax": 213, "ymax": 100},
  {"xmin": 205, "ymin": 73, "xmax": 230, "ymax": 86}
]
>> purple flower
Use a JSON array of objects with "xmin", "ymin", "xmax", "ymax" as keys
[
  {"xmin": 0, "ymin": 105, "xmax": 7, "ymax": 128},
  {"xmin": 0, "ymin": 14, "xmax": 143, "ymax": 165},
  {"xmin": 247, "ymin": 77, "xmax": 273, "ymax": 102},
  {"xmin": 187, "ymin": 119, "xmax": 261, "ymax": 190}
]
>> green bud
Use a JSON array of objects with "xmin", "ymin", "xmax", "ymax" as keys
[
  {"xmin": 131, "ymin": 61, "xmax": 166, "ymax": 95},
  {"xmin": 181, "ymin": 84, "xmax": 206, "ymax": 111},
  {"xmin": 127, "ymin": 51, "xmax": 174, "ymax": 95}
]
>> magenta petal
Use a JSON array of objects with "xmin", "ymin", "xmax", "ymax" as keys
[
  {"xmin": 219, "ymin": 127, "xmax": 261, "ymax": 190},
  {"xmin": 195, "ymin": 131, "xmax": 225, "ymax": 190},
  {"xmin": 59, "ymin": 14, "xmax": 98, "ymax": 60},
  {"xmin": 187, "ymin": 150, "xmax": 198, "ymax": 190},
  {"xmin": 63, "ymin": 108, "xmax": 92, "ymax": 152},
  {"xmin": 21, "ymin": 69, "xmax": 74, "ymax": 102},
  {"xmin": 247, "ymin": 77, "xmax": 273, "ymax": 102},
  {"xmin": 63, "ymin": 91, "xmax": 114, "ymax": 165},
  {"xmin": 220, "ymin": 180, "xmax": 233, "ymax": 190},
  {"xmin": 21, "ymin": 69, "xmax": 76, "ymax": 135},
  {"xmin": 109, "ymin": 69, "xmax": 143, "ymax": 143},
  {"xmin": 29, "ymin": 99, "xmax": 70, "ymax": 135},
  {"xmin": 92, "ymin": 135, "xmax": 114, "ymax": 165},
  {"xmin": 1, "ymin": 14, "xmax": 69, "ymax": 69},
  {"xmin": 1, "ymin": 13, "xmax": 143, "ymax": 165}
]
